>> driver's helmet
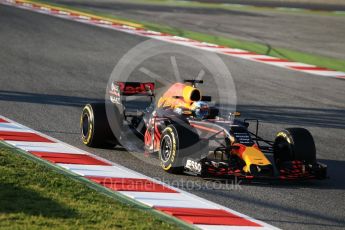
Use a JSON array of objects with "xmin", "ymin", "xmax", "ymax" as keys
[{"xmin": 191, "ymin": 101, "xmax": 209, "ymax": 119}]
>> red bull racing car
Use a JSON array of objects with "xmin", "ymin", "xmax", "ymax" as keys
[{"xmin": 80, "ymin": 80, "xmax": 327, "ymax": 180}]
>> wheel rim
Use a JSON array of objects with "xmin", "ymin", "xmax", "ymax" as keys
[
  {"xmin": 82, "ymin": 113, "xmax": 90, "ymax": 138},
  {"xmin": 161, "ymin": 135, "xmax": 172, "ymax": 163}
]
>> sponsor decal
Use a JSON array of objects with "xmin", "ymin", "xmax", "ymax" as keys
[
  {"xmin": 185, "ymin": 159, "xmax": 202, "ymax": 173},
  {"xmin": 117, "ymin": 82, "xmax": 154, "ymax": 96},
  {"xmin": 109, "ymin": 82, "xmax": 121, "ymax": 104}
]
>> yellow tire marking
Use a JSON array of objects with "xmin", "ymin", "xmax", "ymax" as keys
[
  {"xmin": 161, "ymin": 127, "xmax": 177, "ymax": 171},
  {"xmin": 82, "ymin": 105, "xmax": 93, "ymax": 145},
  {"xmin": 277, "ymin": 131, "xmax": 291, "ymax": 144}
]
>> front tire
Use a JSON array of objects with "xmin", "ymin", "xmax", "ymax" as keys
[
  {"xmin": 159, "ymin": 124, "xmax": 199, "ymax": 174},
  {"xmin": 80, "ymin": 103, "xmax": 118, "ymax": 148},
  {"xmin": 273, "ymin": 128, "xmax": 316, "ymax": 167}
]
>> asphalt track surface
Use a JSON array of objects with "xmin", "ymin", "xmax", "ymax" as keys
[
  {"xmin": 1, "ymin": 5, "xmax": 345, "ymax": 230},
  {"xmin": 46, "ymin": 0, "xmax": 345, "ymax": 60}
]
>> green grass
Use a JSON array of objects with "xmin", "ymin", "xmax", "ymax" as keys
[
  {"xmin": 30, "ymin": 0, "xmax": 345, "ymax": 72},
  {"xmin": 143, "ymin": 23, "xmax": 345, "ymax": 72},
  {"xmin": 0, "ymin": 146, "xmax": 180, "ymax": 230}
]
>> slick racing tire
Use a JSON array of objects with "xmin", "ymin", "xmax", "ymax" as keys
[
  {"xmin": 159, "ymin": 124, "xmax": 199, "ymax": 174},
  {"xmin": 273, "ymin": 128, "xmax": 316, "ymax": 166},
  {"xmin": 81, "ymin": 103, "xmax": 118, "ymax": 148}
]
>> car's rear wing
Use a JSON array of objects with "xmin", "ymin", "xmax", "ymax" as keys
[
  {"xmin": 112, "ymin": 82, "xmax": 155, "ymax": 96},
  {"xmin": 108, "ymin": 81, "xmax": 155, "ymax": 105}
]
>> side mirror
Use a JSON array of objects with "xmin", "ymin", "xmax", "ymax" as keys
[
  {"xmin": 228, "ymin": 112, "xmax": 241, "ymax": 121},
  {"xmin": 233, "ymin": 112, "xmax": 241, "ymax": 116},
  {"xmin": 229, "ymin": 112, "xmax": 241, "ymax": 117}
]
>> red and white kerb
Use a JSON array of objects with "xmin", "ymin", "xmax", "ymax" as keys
[{"xmin": 0, "ymin": 115, "xmax": 279, "ymax": 229}]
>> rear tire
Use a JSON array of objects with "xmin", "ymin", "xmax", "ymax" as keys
[
  {"xmin": 273, "ymin": 128, "xmax": 316, "ymax": 167},
  {"xmin": 159, "ymin": 124, "xmax": 199, "ymax": 174},
  {"xmin": 80, "ymin": 103, "xmax": 118, "ymax": 148}
]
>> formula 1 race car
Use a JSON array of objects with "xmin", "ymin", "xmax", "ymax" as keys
[{"xmin": 80, "ymin": 80, "xmax": 327, "ymax": 180}]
